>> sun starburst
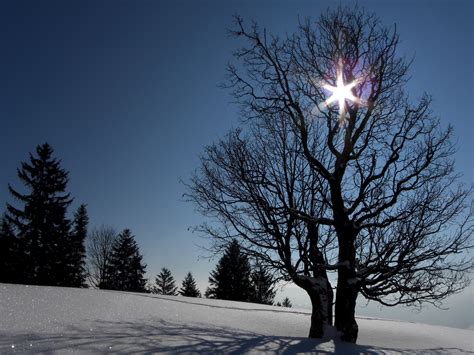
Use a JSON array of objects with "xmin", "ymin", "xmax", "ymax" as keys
[{"xmin": 322, "ymin": 62, "xmax": 359, "ymax": 127}]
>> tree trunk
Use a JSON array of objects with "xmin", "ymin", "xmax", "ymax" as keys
[
  {"xmin": 327, "ymin": 280, "xmax": 334, "ymax": 326},
  {"xmin": 335, "ymin": 280, "xmax": 358, "ymax": 342},
  {"xmin": 295, "ymin": 275, "xmax": 333, "ymax": 339},
  {"xmin": 308, "ymin": 288, "xmax": 324, "ymax": 338},
  {"xmin": 334, "ymin": 236, "xmax": 359, "ymax": 343},
  {"xmin": 304, "ymin": 221, "xmax": 333, "ymax": 329}
]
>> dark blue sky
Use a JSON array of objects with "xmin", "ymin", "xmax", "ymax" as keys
[{"xmin": 1, "ymin": 0, "xmax": 472, "ymax": 327}]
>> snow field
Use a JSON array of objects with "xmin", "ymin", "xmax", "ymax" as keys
[{"xmin": 0, "ymin": 283, "xmax": 472, "ymax": 354}]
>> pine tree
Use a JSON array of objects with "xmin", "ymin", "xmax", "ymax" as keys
[
  {"xmin": 0, "ymin": 215, "xmax": 20, "ymax": 283},
  {"xmin": 100, "ymin": 229, "xmax": 147, "ymax": 292},
  {"xmin": 249, "ymin": 264, "xmax": 276, "ymax": 305},
  {"xmin": 207, "ymin": 240, "xmax": 252, "ymax": 301},
  {"xmin": 6, "ymin": 143, "xmax": 72, "ymax": 285},
  {"xmin": 153, "ymin": 267, "xmax": 178, "ymax": 295},
  {"xmin": 179, "ymin": 272, "xmax": 201, "ymax": 297},
  {"xmin": 67, "ymin": 204, "xmax": 88, "ymax": 287}
]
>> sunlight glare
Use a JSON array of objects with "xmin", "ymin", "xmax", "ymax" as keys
[{"xmin": 322, "ymin": 63, "xmax": 360, "ymax": 127}]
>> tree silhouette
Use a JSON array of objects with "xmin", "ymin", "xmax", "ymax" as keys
[
  {"xmin": 153, "ymin": 267, "xmax": 178, "ymax": 296},
  {"xmin": 100, "ymin": 229, "xmax": 147, "ymax": 292},
  {"xmin": 189, "ymin": 126, "xmax": 334, "ymax": 336},
  {"xmin": 275, "ymin": 297, "xmax": 292, "ymax": 308},
  {"xmin": 250, "ymin": 264, "xmax": 276, "ymax": 305},
  {"xmin": 188, "ymin": 7, "xmax": 473, "ymax": 342},
  {"xmin": 179, "ymin": 272, "xmax": 201, "ymax": 297},
  {"xmin": 6, "ymin": 143, "xmax": 73, "ymax": 286},
  {"xmin": 281, "ymin": 297, "xmax": 292, "ymax": 308},
  {"xmin": 206, "ymin": 240, "xmax": 252, "ymax": 302},
  {"xmin": 67, "ymin": 204, "xmax": 88, "ymax": 287},
  {"xmin": 86, "ymin": 225, "xmax": 117, "ymax": 288},
  {"xmin": 0, "ymin": 215, "xmax": 20, "ymax": 283}
]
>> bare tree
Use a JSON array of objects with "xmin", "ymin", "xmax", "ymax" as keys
[
  {"xmin": 188, "ymin": 115, "xmax": 336, "ymax": 338},
  {"xmin": 188, "ymin": 7, "xmax": 473, "ymax": 343},
  {"xmin": 86, "ymin": 225, "xmax": 117, "ymax": 288}
]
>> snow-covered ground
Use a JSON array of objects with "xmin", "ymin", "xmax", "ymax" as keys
[{"xmin": 0, "ymin": 283, "xmax": 472, "ymax": 354}]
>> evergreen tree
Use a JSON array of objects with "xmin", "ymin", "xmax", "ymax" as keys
[
  {"xmin": 0, "ymin": 215, "xmax": 20, "ymax": 283},
  {"xmin": 100, "ymin": 229, "xmax": 147, "ymax": 292},
  {"xmin": 179, "ymin": 272, "xmax": 201, "ymax": 297},
  {"xmin": 207, "ymin": 240, "xmax": 252, "ymax": 301},
  {"xmin": 6, "ymin": 143, "xmax": 72, "ymax": 285},
  {"xmin": 204, "ymin": 287, "xmax": 213, "ymax": 299},
  {"xmin": 281, "ymin": 297, "xmax": 292, "ymax": 308},
  {"xmin": 153, "ymin": 267, "xmax": 178, "ymax": 295},
  {"xmin": 249, "ymin": 264, "xmax": 276, "ymax": 305},
  {"xmin": 67, "ymin": 204, "xmax": 88, "ymax": 287}
]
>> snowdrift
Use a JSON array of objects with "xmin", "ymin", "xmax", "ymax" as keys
[{"xmin": 0, "ymin": 283, "xmax": 472, "ymax": 354}]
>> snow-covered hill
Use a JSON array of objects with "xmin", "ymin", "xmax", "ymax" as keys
[{"xmin": 0, "ymin": 283, "xmax": 472, "ymax": 354}]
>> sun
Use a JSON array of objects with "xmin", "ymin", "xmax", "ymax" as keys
[{"xmin": 322, "ymin": 63, "xmax": 359, "ymax": 127}]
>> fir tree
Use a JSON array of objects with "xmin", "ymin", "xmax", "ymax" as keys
[
  {"xmin": 249, "ymin": 264, "xmax": 276, "ymax": 305},
  {"xmin": 0, "ymin": 215, "xmax": 20, "ymax": 283},
  {"xmin": 100, "ymin": 229, "xmax": 147, "ymax": 292},
  {"xmin": 207, "ymin": 240, "xmax": 252, "ymax": 301},
  {"xmin": 179, "ymin": 272, "xmax": 201, "ymax": 297},
  {"xmin": 153, "ymin": 267, "xmax": 178, "ymax": 295},
  {"xmin": 6, "ymin": 143, "xmax": 72, "ymax": 285},
  {"xmin": 281, "ymin": 297, "xmax": 292, "ymax": 308},
  {"xmin": 67, "ymin": 204, "xmax": 88, "ymax": 287}
]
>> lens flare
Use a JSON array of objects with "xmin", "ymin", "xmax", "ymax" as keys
[{"xmin": 322, "ymin": 62, "xmax": 359, "ymax": 127}]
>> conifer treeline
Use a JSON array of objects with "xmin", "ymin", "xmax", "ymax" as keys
[
  {"xmin": 1, "ymin": 143, "xmax": 87, "ymax": 286},
  {"xmin": 0, "ymin": 143, "xmax": 149, "ymax": 290},
  {"xmin": 0, "ymin": 144, "xmax": 283, "ymax": 306}
]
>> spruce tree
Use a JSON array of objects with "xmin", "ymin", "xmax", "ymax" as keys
[
  {"xmin": 281, "ymin": 297, "xmax": 292, "ymax": 308},
  {"xmin": 207, "ymin": 240, "xmax": 252, "ymax": 301},
  {"xmin": 67, "ymin": 204, "xmax": 88, "ymax": 287},
  {"xmin": 153, "ymin": 267, "xmax": 178, "ymax": 295},
  {"xmin": 100, "ymin": 229, "xmax": 147, "ymax": 292},
  {"xmin": 249, "ymin": 264, "xmax": 276, "ymax": 305},
  {"xmin": 6, "ymin": 143, "xmax": 72, "ymax": 285},
  {"xmin": 0, "ymin": 215, "xmax": 20, "ymax": 283},
  {"xmin": 179, "ymin": 272, "xmax": 201, "ymax": 297}
]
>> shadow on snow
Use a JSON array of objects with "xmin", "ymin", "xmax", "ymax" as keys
[{"xmin": 1, "ymin": 318, "xmax": 469, "ymax": 354}]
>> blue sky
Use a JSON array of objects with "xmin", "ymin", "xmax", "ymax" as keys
[{"xmin": 1, "ymin": 0, "xmax": 472, "ymax": 328}]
